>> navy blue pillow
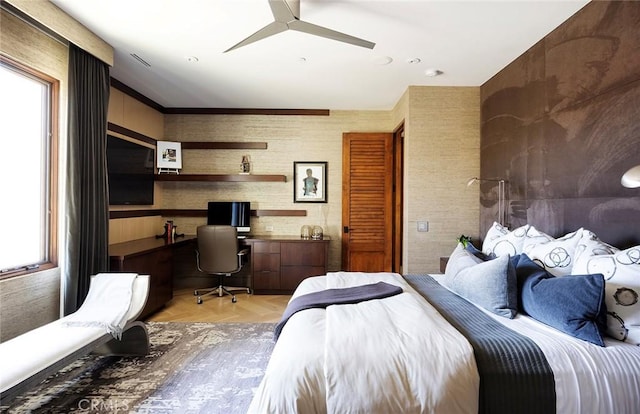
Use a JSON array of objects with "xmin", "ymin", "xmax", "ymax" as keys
[
  {"xmin": 465, "ymin": 242, "xmax": 496, "ymax": 261},
  {"xmin": 512, "ymin": 254, "xmax": 607, "ymax": 346}
]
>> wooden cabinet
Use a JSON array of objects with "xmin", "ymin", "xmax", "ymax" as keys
[
  {"xmin": 251, "ymin": 241, "xmax": 281, "ymax": 291},
  {"xmin": 109, "ymin": 236, "xmax": 196, "ymax": 319},
  {"xmin": 247, "ymin": 236, "xmax": 330, "ymax": 294}
]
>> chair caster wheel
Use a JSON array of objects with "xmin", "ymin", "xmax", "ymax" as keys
[
  {"xmin": 194, "ymin": 290, "xmax": 199, "ymax": 296},
  {"xmin": 232, "ymin": 296, "xmax": 237, "ymax": 303},
  {"xmin": 197, "ymin": 297, "xmax": 203, "ymax": 304}
]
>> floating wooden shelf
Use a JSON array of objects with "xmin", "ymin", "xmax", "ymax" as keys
[
  {"xmin": 180, "ymin": 141, "xmax": 267, "ymax": 150},
  {"xmin": 155, "ymin": 174, "xmax": 286, "ymax": 182},
  {"xmin": 109, "ymin": 209, "xmax": 307, "ymax": 219},
  {"xmin": 160, "ymin": 209, "xmax": 307, "ymax": 217},
  {"xmin": 254, "ymin": 209, "xmax": 307, "ymax": 217}
]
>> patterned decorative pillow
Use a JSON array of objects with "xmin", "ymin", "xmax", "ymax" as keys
[
  {"xmin": 572, "ymin": 229, "xmax": 619, "ymax": 272},
  {"xmin": 573, "ymin": 245, "xmax": 640, "ymax": 345},
  {"xmin": 523, "ymin": 229, "xmax": 583, "ymax": 276},
  {"xmin": 482, "ymin": 222, "xmax": 552, "ymax": 257}
]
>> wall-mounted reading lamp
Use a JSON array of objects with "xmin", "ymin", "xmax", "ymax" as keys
[
  {"xmin": 467, "ymin": 177, "xmax": 507, "ymax": 226},
  {"xmin": 621, "ymin": 165, "xmax": 640, "ymax": 188}
]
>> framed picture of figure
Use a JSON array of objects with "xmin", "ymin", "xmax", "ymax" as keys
[{"xmin": 294, "ymin": 161, "xmax": 327, "ymax": 203}]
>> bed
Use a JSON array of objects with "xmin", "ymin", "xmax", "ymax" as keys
[{"xmin": 248, "ymin": 225, "xmax": 640, "ymax": 414}]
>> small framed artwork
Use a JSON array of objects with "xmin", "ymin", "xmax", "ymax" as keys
[
  {"xmin": 294, "ymin": 161, "xmax": 327, "ymax": 203},
  {"xmin": 156, "ymin": 141, "xmax": 182, "ymax": 172}
]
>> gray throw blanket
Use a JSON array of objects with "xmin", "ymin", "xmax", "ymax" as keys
[
  {"xmin": 405, "ymin": 275, "xmax": 556, "ymax": 414},
  {"xmin": 274, "ymin": 281, "xmax": 403, "ymax": 340}
]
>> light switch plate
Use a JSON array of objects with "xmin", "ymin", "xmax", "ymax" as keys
[{"xmin": 417, "ymin": 221, "xmax": 429, "ymax": 232}]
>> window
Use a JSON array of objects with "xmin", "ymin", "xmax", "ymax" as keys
[{"xmin": 0, "ymin": 56, "xmax": 58, "ymax": 278}]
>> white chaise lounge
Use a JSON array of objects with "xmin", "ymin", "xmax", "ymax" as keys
[{"xmin": 0, "ymin": 274, "xmax": 150, "ymax": 403}]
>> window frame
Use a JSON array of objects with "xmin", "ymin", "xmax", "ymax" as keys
[{"xmin": 0, "ymin": 55, "xmax": 59, "ymax": 280}]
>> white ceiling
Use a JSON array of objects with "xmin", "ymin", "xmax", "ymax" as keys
[{"xmin": 50, "ymin": 0, "xmax": 589, "ymax": 110}]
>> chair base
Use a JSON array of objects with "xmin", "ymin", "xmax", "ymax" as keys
[{"xmin": 195, "ymin": 285, "xmax": 251, "ymax": 304}]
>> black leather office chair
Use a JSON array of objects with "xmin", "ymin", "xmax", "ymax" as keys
[{"xmin": 194, "ymin": 225, "xmax": 250, "ymax": 304}]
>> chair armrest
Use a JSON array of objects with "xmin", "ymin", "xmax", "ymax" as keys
[{"xmin": 237, "ymin": 248, "xmax": 249, "ymax": 268}]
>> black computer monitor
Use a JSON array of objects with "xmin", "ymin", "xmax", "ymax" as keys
[{"xmin": 207, "ymin": 201, "xmax": 251, "ymax": 234}]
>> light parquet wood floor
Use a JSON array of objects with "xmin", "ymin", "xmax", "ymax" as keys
[{"xmin": 146, "ymin": 288, "xmax": 291, "ymax": 323}]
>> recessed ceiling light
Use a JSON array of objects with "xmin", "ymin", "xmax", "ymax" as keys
[
  {"xmin": 185, "ymin": 56, "xmax": 199, "ymax": 63},
  {"xmin": 425, "ymin": 68, "xmax": 443, "ymax": 77},
  {"xmin": 371, "ymin": 55, "xmax": 393, "ymax": 65},
  {"xmin": 407, "ymin": 58, "xmax": 421, "ymax": 64}
]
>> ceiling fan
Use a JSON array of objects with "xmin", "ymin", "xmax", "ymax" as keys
[{"xmin": 224, "ymin": 0, "xmax": 375, "ymax": 52}]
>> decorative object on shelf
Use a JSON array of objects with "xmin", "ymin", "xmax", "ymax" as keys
[
  {"xmin": 156, "ymin": 220, "xmax": 184, "ymax": 241},
  {"xmin": 294, "ymin": 161, "xmax": 327, "ymax": 203},
  {"xmin": 621, "ymin": 164, "xmax": 640, "ymax": 188},
  {"xmin": 300, "ymin": 225, "xmax": 311, "ymax": 239},
  {"xmin": 240, "ymin": 155, "xmax": 251, "ymax": 174},
  {"xmin": 467, "ymin": 177, "xmax": 508, "ymax": 226},
  {"xmin": 311, "ymin": 225, "xmax": 324, "ymax": 240},
  {"xmin": 157, "ymin": 141, "xmax": 182, "ymax": 174}
]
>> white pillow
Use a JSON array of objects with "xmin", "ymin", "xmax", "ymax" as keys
[
  {"xmin": 575, "ymin": 245, "xmax": 640, "ymax": 345},
  {"xmin": 523, "ymin": 228, "xmax": 583, "ymax": 276},
  {"xmin": 482, "ymin": 222, "xmax": 551, "ymax": 257},
  {"xmin": 572, "ymin": 229, "xmax": 619, "ymax": 272},
  {"xmin": 482, "ymin": 222, "xmax": 509, "ymax": 253}
]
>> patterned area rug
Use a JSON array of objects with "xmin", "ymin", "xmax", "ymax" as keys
[{"xmin": 1, "ymin": 322, "xmax": 276, "ymax": 413}]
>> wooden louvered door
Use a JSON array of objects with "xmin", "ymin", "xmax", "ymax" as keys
[{"xmin": 342, "ymin": 132, "xmax": 394, "ymax": 272}]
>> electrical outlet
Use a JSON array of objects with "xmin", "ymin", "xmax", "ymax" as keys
[
  {"xmin": 417, "ymin": 221, "xmax": 429, "ymax": 232},
  {"xmin": 266, "ymin": 226, "xmax": 274, "ymax": 232}
]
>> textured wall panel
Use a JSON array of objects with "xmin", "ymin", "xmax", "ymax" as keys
[
  {"xmin": 403, "ymin": 87, "xmax": 481, "ymax": 273},
  {"xmin": 481, "ymin": 1, "xmax": 640, "ymax": 247}
]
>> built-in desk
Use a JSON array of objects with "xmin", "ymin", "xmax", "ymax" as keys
[
  {"xmin": 109, "ymin": 235, "xmax": 196, "ymax": 319},
  {"xmin": 109, "ymin": 234, "xmax": 330, "ymax": 316}
]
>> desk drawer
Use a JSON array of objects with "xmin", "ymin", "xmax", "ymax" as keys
[
  {"xmin": 252, "ymin": 253, "xmax": 280, "ymax": 272},
  {"xmin": 281, "ymin": 242, "xmax": 326, "ymax": 266},
  {"xmin": 252, "ymin": 241, "xmax": 281, "ymax": 254}
]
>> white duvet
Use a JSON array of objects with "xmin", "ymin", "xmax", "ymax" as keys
[
  {"xmin": 250, "ymin": 272, "xmax": 640, "ymax": 414},
  {"xmin": 248, "ymin": 272, "xmax": 480, "ymax": 414}
]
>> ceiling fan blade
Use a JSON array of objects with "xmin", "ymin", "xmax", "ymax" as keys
[
  {"xmin": 224, "ymin": 21, "xmax": 288, "ymax": 53},
  {"xmin": 269, "ymin": 0, "xmax": 299, "ymax": 22},
  {"xmin": 289, "ymin": 20, "xmax": 375, "ymax": 49}
]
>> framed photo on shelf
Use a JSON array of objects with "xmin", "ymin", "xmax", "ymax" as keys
[
  {"xmin": 294, "ymin": 161, "xmax": 327, "ymax": 203},
  {"xmin": 156, "ymin": 141, "xmax": 182, "ymax": 172}
]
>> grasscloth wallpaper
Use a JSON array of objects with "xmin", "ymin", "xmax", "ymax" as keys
[
  {"xmin": 162, "ymin": 89, "xmax": 480, "ymax": 275},
  {"xmin": 480, "ymin": 1, "xmax": 640, "ymax": 247}
]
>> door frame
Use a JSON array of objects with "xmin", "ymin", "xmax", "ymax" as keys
[{"xmin": 392, "ymin": 122, "xmax": 404, "ymax": 273}]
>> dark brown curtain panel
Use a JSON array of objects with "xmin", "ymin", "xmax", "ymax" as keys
[{"xmin": 64, "ymin": 44, "xmax": 110, "ymax": 314}]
